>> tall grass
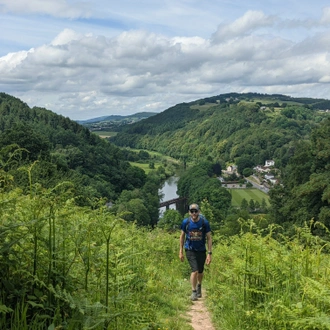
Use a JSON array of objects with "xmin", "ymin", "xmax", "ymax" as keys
[
  {"xmin": 0, "ymin": 182, "xmax": 193, "ymax": 329},
  {"xmin": 207, "ymin": 219, "xmax": 330, "ymax": 330}
]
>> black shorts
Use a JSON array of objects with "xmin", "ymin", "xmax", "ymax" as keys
[{"xmin": 185, "ymin": 250, "xmax": 206, "ymax": 273}]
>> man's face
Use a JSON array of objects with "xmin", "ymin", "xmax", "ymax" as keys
[{"xmin": 189, "ymin": 209, "xmax": 199, "ymax": 220}]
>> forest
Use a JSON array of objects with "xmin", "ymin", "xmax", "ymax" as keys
[
  {"xmin": 2, "ymin": 92, "xmax": 330, "ymax": 329},
  {"xmin": 110, "ymin": 92, "xmax": 328, "ymax": 170}
]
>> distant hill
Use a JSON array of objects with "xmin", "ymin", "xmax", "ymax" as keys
[
  {"xmin": 77, "ymin": 112, "xmax": 157, "ymax": 130},
  {"xmin": 110, "ymin": 92, "xmax": 330, "ymax": 169}
]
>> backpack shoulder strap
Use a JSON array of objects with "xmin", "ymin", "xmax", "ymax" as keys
[
  {"xmin": 201, "ymin": 216, "xmax": 205, "ymax": 233},
  {"xmin": 185, "ymin": 218, "xmax": 190, "ymax": 233}
]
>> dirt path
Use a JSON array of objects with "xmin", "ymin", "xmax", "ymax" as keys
[{"xmin": 187, "ymin": 290, "xmax": 216, "ymax": 330}]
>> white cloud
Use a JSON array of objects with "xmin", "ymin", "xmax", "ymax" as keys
[
  {"xmin": 321, "ymin": 7, "xmax": 330, "ymax": 24},
  {"xmin": 51, "ymin": 29, "xmax": 83, "ymax": 46},
  {"xmin": 1, "ymin": 3, "xmax": 330, "ymax": 119},
  {"xmin": 0, "ymin": 0, "xmax": 91, "ymax": 18},
  {"xmin": 212, "ymin": 11, "xmax": 276, "ymax": 43}
]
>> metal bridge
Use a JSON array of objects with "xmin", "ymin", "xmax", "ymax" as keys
[{"xmin": 159, "ymin": 197, "xmax": 187, "ymax": 210}]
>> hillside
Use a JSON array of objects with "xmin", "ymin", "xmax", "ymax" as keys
[
  {"xmin": 77, "ymin": 111, "xmax": 157, "ymax": 131},
  {"xmin": 0, "ymin": 92, "xmax": 147, "ymax": 204},
  {"xmin": 110, "ymin": 92, "xmax": 330, "ymax": 169}
]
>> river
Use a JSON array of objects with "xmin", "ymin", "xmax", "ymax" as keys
[{"xmin": 159, "ymin": 176, "xmax": 179, "ymax": 215}]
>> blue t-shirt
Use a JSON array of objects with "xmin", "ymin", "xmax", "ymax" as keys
[{"xmin": 181, "ymin": 216, "xmax": 211, "ymax": 252}]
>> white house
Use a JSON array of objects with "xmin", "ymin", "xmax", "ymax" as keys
[
  {"xmin": 265, "ymin": 160, "xmax": 275, "ymax": 167},
  {"xmin": 265, "ymin": 174, "xmax": 277, "ymax": 185},
  {"xmin": 226, "ymin": 165, "xmax": 237, "ymax": 173}
]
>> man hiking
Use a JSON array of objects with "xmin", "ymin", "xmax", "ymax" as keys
[{"xmin": 179, "ymin": 203, "xmax": 212, "ymax": 301}]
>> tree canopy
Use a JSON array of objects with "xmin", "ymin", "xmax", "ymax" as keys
[
  {"xmin": 110, "ymin": 93, "xmax": 328, "ymax": 171},
  {"xmin": 0, "ymin": 93, "xmax": 147, "ymax": 205},
  {"xmin": 269, "ymin": 118, "xmax": 330, "ymax": 233}
]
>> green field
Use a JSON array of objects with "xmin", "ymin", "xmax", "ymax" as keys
[
  {"xmin": 129, "ymin": 162, "xmax": 162, "ymax": 174},
  {"xmin": 125, "ymin": 147, "xmax": 180, "ymax": 164},
  {"xmin": 229, "ymin": 188, "xmax": 270, "ymax": 207},
  {"xmin": 92, "ymin": 131, "xmax": 117, "ymax": 138}
]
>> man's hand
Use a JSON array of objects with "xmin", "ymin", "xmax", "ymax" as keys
[
  {"xmin": 179, "ymin": 251, "xmax": 184, "ymax": 262},
  {"xmin": 206, "ymin": 254, "xmax": 212, "ymax": 265}
]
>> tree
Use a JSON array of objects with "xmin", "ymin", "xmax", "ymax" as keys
[
  {"xmin": 249, "ymin": 199, "xmax": 255, "ymax": 212},
  {"xmin": 243, "ymin": 168, "xmax": 252, "ymax": 177},
  {"xmin": 0, "ymin": 123, "xmax": 50, "ymax": 161},
  {"xmin": 255, "ymin": 200, "xmax": 261, "ymax": 212},
  {"xmin": 268, "ymin": 118, "xmax": 330, "ymax": 230},
  {"xmin": 138, "ymin": 150, "xmax": 150, "ymax": 160},
  {"xmin": 157, "ymin": 209, "xmax": 182, "ymax": 230},
  {"xmin": 212, "ymin": 162, "xmax": 222, "ymax": 176},
  {"xmin": 236, "ymin": 155, "xmax": 254, "ymax": 174},
  {"xmin": 117, "ymin": 198, "xmax": 151, "ymax": 226},
  {"xmin": 241, "ymin": 198, "xmax": 248, "ymax": 210}
]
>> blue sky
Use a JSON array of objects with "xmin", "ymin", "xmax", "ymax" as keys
[{"xmin": 1, "ymin": 0, "xmax": 330, "ymax": 119}]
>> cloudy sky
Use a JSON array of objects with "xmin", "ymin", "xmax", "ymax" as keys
[{"xmin": 1, "ymin": 0, "xmax": 330, "ymax": 120}]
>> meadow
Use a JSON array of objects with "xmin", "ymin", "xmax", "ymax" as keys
[
  {"xmin": 229, "ymin": 188, "xmax": 270, "ymax": 207},
  {"xmin": 129, "ymin": 161, "xmax": 162, "ymax": 173}
]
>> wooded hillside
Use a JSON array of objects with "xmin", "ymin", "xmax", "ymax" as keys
[
  {"xmin": 111, "ymin": 92, "xmax": 330, "ymax": 169},
  {"xmin": 0, "ymin": 92, "xmax": 147, "ymax": 205}
]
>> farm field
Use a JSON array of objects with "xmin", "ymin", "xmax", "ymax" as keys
[{"xmin": 229, "ymin": 188, "xmax": 270, "ymax": 207}]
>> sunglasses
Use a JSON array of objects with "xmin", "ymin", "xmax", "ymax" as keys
[{"xmin": 190, "ymin": 209, "xmax": 199, "ymax": 213}]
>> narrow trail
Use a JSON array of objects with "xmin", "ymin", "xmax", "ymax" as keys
[{"xmin": 187, "ymin": 289, "xmax": 216, "ymax": 330}]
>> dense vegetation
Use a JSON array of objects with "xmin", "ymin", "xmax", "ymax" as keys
[
  {"xmin": 3, "ymin": 172, "xmax": 330, "ymax": 329},
  {"xmin": 208, "ymin": 220, "xmax": 330, "ymax": 330},
  {"xmin": 0, "ymin": 93, "xmax": 158, "ymax": 209},
  {"xmin": 176, "ymin": 161, "xmax": 231, "ymax": 227},
  {"xmin": 269, "ymin": 117, "xmax": 330, "ymax": 233},
  {"xmin": 0, "ymin": 176, "xmax": 193, "ymax": 329},
  {"xmin": 109, "ymin": 92, "xmax": 330, "ymax": 235},
  {"xmin": 110, "ymin": 92, "xmax": 329, "ymax": 170}
]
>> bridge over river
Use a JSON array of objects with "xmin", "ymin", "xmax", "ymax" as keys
[{"xmin": 160, "ymin": 197, "xmax": 187, "ymax": 210}]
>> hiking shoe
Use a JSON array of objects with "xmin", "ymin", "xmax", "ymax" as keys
[
  {"xmin": 191, "ymin": 290, "xmax": 198, "ymax": 301},
  {"xmin": 197, "ymin": 284, "xmax": 202, "ymax": 298}
]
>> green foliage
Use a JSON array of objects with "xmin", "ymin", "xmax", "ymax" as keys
[
  {"xmin": 248, "ymin": 199, "xmax": 255, "ymax": 212},
  {"xmin": 0, "ymin": 171, "xmax": 192, "ymax": 329},
  {"xmin": 236, "ymin": 155, "xmax": 254, "ymax": 174},
  {"xmin": 269, "ymin": 118, "xmax": 330, "ymax": 232},
  {"xmin": 177, "ymin": 162, "xmax": 231, "ymax": 222},
  {"xmin": 157, "ymin": 209, "xmax": 182, "ymax": 230},
  {"xmin": 110, "ymin": 93, "xmax": 328, "ymax": 167},
  {"xmin": 243, "ymin": 167, "xmax": 253, "ymax": 177},
  {"xmin": 208, "ymin": 220, "xmax": 330, "ymax": 330},
  {"xmin": 241, "ymin": 198, "xmax": 248, "ymax": 210},
  {"xmin": 0, "ymin": 93, "xmax": 147, "ymax": 205}
]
